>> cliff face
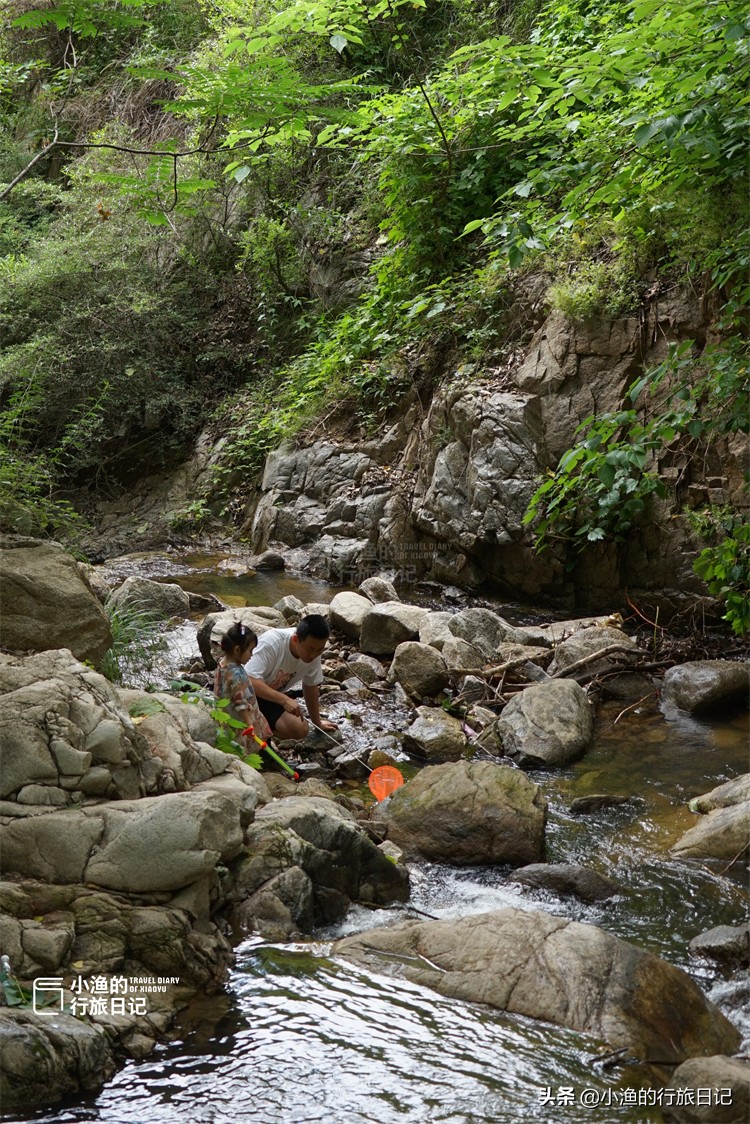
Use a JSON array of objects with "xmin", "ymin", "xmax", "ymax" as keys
[{"xmin": 248, "ymin": 283, "xmax": 748, "ymax": 616}]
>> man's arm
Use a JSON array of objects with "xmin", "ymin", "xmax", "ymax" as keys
[
  {"xmin": 249, "ymin": 677, "xmax": 302, "ymax": 716},
  {"xmin": 302, "ymin": 683, "xmax": 338, "ymax": 731}
]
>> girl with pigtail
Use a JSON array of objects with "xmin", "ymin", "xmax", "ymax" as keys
[{"xmin": 213, "ymin": 622, "xmax": 272, "ymax": 743}]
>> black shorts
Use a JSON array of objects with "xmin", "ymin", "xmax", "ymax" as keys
[{"xmin": 257, "ymin": 697, "xmax": 285, "ymax": 731}]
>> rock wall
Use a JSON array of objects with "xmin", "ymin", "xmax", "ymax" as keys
[{"xmin": 248, "ymin": 286, "xmax": 748, "ymax": 616}]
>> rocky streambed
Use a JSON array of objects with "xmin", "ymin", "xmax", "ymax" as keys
[{"xmin": 0, "ymin": 535, "xmax": 749, "ymax": 1121}]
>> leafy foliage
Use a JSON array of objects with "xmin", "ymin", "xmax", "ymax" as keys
[
  {"xmin": 176, "ymin": 683, "xmax": 262, "ymax": 769},
  {"xmin": 100, "ymin": 602, "xmax": 167, "ymax": 686},
  {"xmin": 694, "ymin": 518, "xmax": 750, "ymax": 636}
]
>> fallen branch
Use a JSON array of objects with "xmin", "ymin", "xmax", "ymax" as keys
[
  {"xmin": 547, "ymin": 643, "xmax": 644, "ymax": 680},
  {"xmin": 719, "ymin": 841, "xmax": 750, "ymax": 875},
  {"xmin": 614, "ymin": 693, "xmax": 658, "ymax": 723}
]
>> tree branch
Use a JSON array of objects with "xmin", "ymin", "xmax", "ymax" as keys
[{"xmin": 0, "ymin": 127, "xmax": 59, "ymax": 203}]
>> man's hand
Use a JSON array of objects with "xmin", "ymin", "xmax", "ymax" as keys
[
  {"xmin": 318, "ymin": 718, "xmax": 339, "ymax": 732},
  {"xmin": 282, "ymin": 696, "xmax": 303, "ymax": 717}
]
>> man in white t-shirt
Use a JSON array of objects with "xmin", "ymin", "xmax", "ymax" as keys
[{"xmin": 244, "ymin": 614, "xmax": 339, "ymax": 741}]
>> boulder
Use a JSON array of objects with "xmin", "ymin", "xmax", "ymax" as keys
[
  {"xmin": 359, "ymin": 575, "xmax": 399, "ymax": 603},
  {"xmin": 0, "ymin": 876, "xmax": 232, "ymax": 988},
  {"xmin": 346, "ymin": 654, "xmax": 386, "ymax": 685},
  {"xmin": 496, "ymin": 642, "xmax": 553, "ymax": 669},
  {"xmin": 661, "ymin": 661, "xmax": 750, "ymax": 716},
  {"xmin": 448, "ymin": 607, "xmax": 528, "ymax": 657},
  {"xmin": 384, "ymin": 760, "xmax": 547, "ymax": 864},
  {"xmin": 0, "ymin": 650, "xmax": 148, "ymax": 802},
  {"xmin": 492, "ymin": 679, "xmax": 594, "ymax": 766},
  {"xmin": 689, "ymin": 923, "xmax": 750, "ymax": 971},
  {"xmin": 507, "ymin": 862, "xmax": 619, "ymax": 903},
  {"xmin": 255, "ymin": 550, "xmax": 286, "ymax": 570},
  {"xmin": 273, "ymin": 595, "xmax": 305, "ymax": 622},
  {"xmin": 329, "ymin": 591, "xmax": 372, "ymax": 639},
  {"xmin": 689, "ymin": 774, "xmax": 750, "ymax": 814},
  {"xmin": 671, "ymin": 801, "xmax": 750, "ymax": 861},
  {"xmin": 334, "ymin": 909, "xmax": 740, "ymax": 1062},
  {"xmin": 402, "ymin": 706, "xmax": 467, "ymax": 761},
  {"xmin": 663, "ymin": 1056, "xmax": 750, "ymax": 1123},
  {"xmin": 0, "ymin": 536, "xmax": 112, "ymax": 666},
  {"xmin": 441, "ymin": 636, "xmax": 485, "ymax": 673},
  {"xmin": 301, "ymin": 601, "xmax": 330, "ymax": 620},
  {"xmin": 387, "ymin": 642, "xmax": 450, "ymax": 698},
  {"xmin": 197, "ymin": 607, "xmax": 286, "ymax": 670},
  {"xmin": 570, "ymin": 794, "xmax": 631, "ymax": 814},
  {"xmin": 229, "ymin": 797, "xmax": 409, "ymax": 936},
  {"xmin": 105, "ymin": 577, "xmax": 190, "ymax": 620},
  {"xmin": 360, "ymin": 602, "xmax": 429, "ymax": 656},
  {"xmin": 1, "ymin": 789, "xmax": 244, "ymax": 892},
  {"xmin": 547, "ymin": 626, "xmax": 646, "ymax": 697},
  {"xmin": 0, "ymin": 1009, "xmax": 116, "ymax": 1113},
  {"xmin": 418, "ymin": 611, "xmax": 455, "ymax": 651}
]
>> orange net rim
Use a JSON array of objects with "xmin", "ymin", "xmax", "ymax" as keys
[{"xmin": 368, "ymin": 765, "xmax": 405, "ymax": 801}]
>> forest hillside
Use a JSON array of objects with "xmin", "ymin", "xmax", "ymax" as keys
[{"xmin": 1, "ymin": 0, "xmax": 748, "ymax": 627}]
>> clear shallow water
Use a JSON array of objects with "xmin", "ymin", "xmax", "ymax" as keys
[
  {"xmin": 17, "ymin": 700, "xmax": 748, "ymax": 1124},
  {"xmin": 20, "ymin": 945, "xmax": 664, "ymax": 1124},
  {"xmin": 16, "ymin": 558, "xmax": 748, "ymax": 1124}
]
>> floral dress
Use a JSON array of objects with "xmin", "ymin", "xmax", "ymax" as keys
[{"xmin": 214, "ymin": 661, "xmax": 272, "ymax": 741}]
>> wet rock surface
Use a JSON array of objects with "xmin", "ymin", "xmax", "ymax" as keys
[
  {"xmin": 0, "ymin": 536, "xmax": 112, "ymax": 666},
  {"xmin": 490, "ymin": 678, "xmax": 594, "ymax": 767},
  {"xmin": 661, "ymin": 661, "xmax": 750, "ymax": 716},
  {"xmin": 383, "ymin": 761, "xmax": 547, "ymax": 865},
  {"xmin": 663, "ymin": 1056, "xmax": 750, "ymax": 1124},
  {"xmin": 333, "ymin": 908, "xmax": 740, "ymax": 1063}
]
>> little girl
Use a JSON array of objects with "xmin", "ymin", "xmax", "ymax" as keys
[{"xmin": 214, "ymin": 622, "xmax": 272, "ymax": 743}]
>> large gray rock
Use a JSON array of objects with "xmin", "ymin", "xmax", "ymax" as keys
[
  {"xmin": 229, "ymin": 797, "xmax": 409, "ymax": 937},
  {"xmin": 360, "ymin": 601, "xmax": 429, "ymax": 656},
  {"xmin": 358, "ymin": 575, "xmax": 399, "ymax": 603},
  {"xmin": 329, "ymin": 591, "xmax": 372, "ymax": 638},
  {"xmin": 402, "ymin": 706, "xmax": 467, "ymax": 761},
  {"xmin": 521, "ymin": 616, "xmax": 620, "ymax": 646},
  {"xmin": 492, "ymin": 679, "xmax": 594, "ymax": 766},
  {"xmin": 0, "ymin": 650, "xmax": 148, "ymax": 802},
  {"xmin": 0, "ymin": 536, "xmax": 112, "ymax": 666},
  {"xmin": 689, "ymin": 923, "xmax": 750, "ymax": 972},
  {"xmin": 671, "ymin": 801, "xmax": 750, "ymax": 861},
  {"xmin": 387, "ymin": 642, "xmax": 450, "ymax": 698},
  {"xmin": 197, "ymin": 606, "xmax": 286, "ymax": 670},
  {"xmin": 689, "ymin": 774, "xmax": 750, "ymax": 814},
  {"xmin": 334, "ymin": 909, "xmax": 740, "ymax": 1062},
  {"xmin": 1, "ymin": 789, "xmax": 244, "ymax": 892},
  {"xmin": 661, "ymin": 661, "xmax": 750, "ymax": 716},
  {"xmin": 418, "ymin": 611, "xmax": 455, "ymax": 651},
  {"xmin": 507, "ymin": 862, "xmax": 619, "ymax": 903},
  {"xmin": 0, "ymin": 1009, "xmax": 116, "ymax": 1112},
  {"xmin": 448, "ymin": 607, "xmax": 528, "ymax": 656},
  {"xmin": 384, "ymin": 760, "xmax": 546, "ymax": 864},
  {"xmin": 106, "ymin": 576, "xmax": 190, "ymax": 620},
  {"xmin": 412, "ymin": 387, "xmax": 551, "ymax": 597},
  {"xmin": 440, "ymin": 636, "xmax": 486, "ymax": 672},
  {"xmin": 663, "ymin": 1056, "xmax": 750, "ymax": 1123},
  {"xmin": 547, "ymin": 626, "xmax": 646, "ymax": 697},
  {"xmin": 0, "ymin": 877, "xmax": 232, "ymax": 986}
]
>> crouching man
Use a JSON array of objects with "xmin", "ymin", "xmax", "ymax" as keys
[{"xmin": 244, "ymin": 614, "xmax": 339, "ymax": 741}]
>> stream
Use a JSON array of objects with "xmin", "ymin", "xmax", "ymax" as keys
[{"xmin": 13, "ymin": 553, "xmax": 749, "ymax": 1124}]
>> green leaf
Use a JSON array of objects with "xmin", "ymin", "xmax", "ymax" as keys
[{"xmin": 634, "ymin": 122, "xmax": 660, "ymax": 146}]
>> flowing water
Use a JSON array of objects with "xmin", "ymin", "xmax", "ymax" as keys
[{"xmin": 12, "ymin": 556, "xmax": 749, "ymax": 1124}]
